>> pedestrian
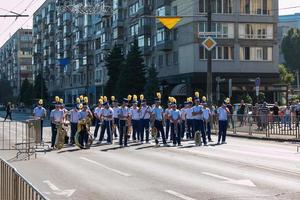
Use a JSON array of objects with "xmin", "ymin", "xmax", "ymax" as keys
[
  {"xmin": 217, "ymin": 102, "xmax": 230, "ymax": 145},
  {"xmin": 50, "ymin": 103, "xmax": 64, "ymax": 148},
  {"xmin": 4, "ymin": 102, "xmax": 12, "ymax": 121},
  {"xmin": 226, "ymin": 98, "xmax": 234, "ymax": 129},
  {"xmin": 140, "ymin": 97, "xmax": 151, "ymax": 143},
  {"xmin": 259, "ymin": 102, "xmax": 269, "ymax": 131},
  {"xmin": 238, "ymin": 100, "xmax": 246, "ymax": 127},
  {"xmin": 69, "ymin": 104, "xmax": 80, "ymax": 145},
  {"xmin": 192, "ymin": 95, "xmax": 207, "ymax": 146},
  {"xmin": 283, "ymin": 105, "xmax": 292, "ymax": 130},
  {"xmin": 170, "ymin": 102, "xmax": 181, "ymax": 146},
  {"xmin": 33, "ymin": 99, "xmax": 47, "ymax": 142},
  {"xmin": 98, "ymin": 101, "xmax": 113, "ymax": 144},
  {"xmin": 272, "ymin": 102, "xmax": 280, "ymax": 128},
  {"xmin": 152, "ymin": 98, "xmax": 167, "ymax": 146}
]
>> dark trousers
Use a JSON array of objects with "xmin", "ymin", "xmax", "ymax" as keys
[
  {"xmin": 171, "ymin": 123, "xmax": 181, "ymax": 145},
  {"xmin": 218, "ymin": 120, "xmax": 227, "ymax": 143},
  {"xmin": 113, "ymin": 118, "xmax": 120, "ymax": 137},
  {"xmin": 79, "ymin": 130, "xmax": 88, "ymax": 146},
  {"xmin": 51, "ymin": 123, "xmax": 57, "ymax": 147},
  {"xmin": 141, "ymin": 119, "xmax": 150, "ymax": 142},
  {"xmin": 186, "ymin": 119, "xmax": 194, "ymax": 139},
  {"xmin": 119, "ymin": 120, "xmax": 128, "ymax": 146},
  {"xmin": 132, "ymin": 120, "xmax": 141, "ymax": 141},
  {"xmin": 70, "ymin": 122, "xmax": 78, "ymax": 144},
  {"xmin": 154, "ymin": 120, "xmax": 167, "ymax": 145},
  {"xmin": 204, "ymin": 121, "xmax": 212, "ymax": 141},
  {"xmin": 99, "ymin": 120, "xmax": 112, "ymax": 143},
  {"xmin": 4, "ymin": 112, "xmax": 12, "ymax": 121},
  {"xmin": 165, "ymin": 119, "xmax": 170, "ymax": 139},
  {"xmin": 180, "ymin": 120, "xmax": 186, "ymax": 138},
  {"xmin": 40, "ymin": 120, "xmax": 44, "ymax": 141},
  {"xmin": 193, "ymin": 119, "xmax": 207, "ymax": 145},
  {"xmin": 93, "ymin": 119, "xmax": 101, "ymax": 138}
]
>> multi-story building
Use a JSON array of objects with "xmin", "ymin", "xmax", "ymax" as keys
[
  {"xmin": 0, "ymin": 29, "xmax": 33, "ymax": 97},
  {"xmin": 278, "ymin": 13, "xmax": 300, "ymax": 64},
  {"xmin": 33, "ymin": 0, "xmax": 279, "ymax": 103}
]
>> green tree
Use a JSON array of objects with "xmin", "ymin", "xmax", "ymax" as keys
[
  {"xmin": 34, "ymin": 73, "xmax": 49, "ymax": 101},
  {"xmin": 116, "ymin": 39, "xmax": 146, "ymax": 98},
  {"xmin": 281, "ymin": 28, "xmax": 300, "ymax": 86},
  {"xmin": 20, "ymin": 79, "xmax": 34, "ymax": 106},
  {"xmin": 0, "ymin": 77, "xmax": 13, "ymax": 103},
  {"xmin": 104, "ymin": 45, "xmax": 125, "ymax": 97},
  {"xmin": 279, "ymin": 64, "xmax": 295, "ymax": 104},
  {"xmin": 144, "ymin": 65, "xmax": 159, "ymax": 101}
]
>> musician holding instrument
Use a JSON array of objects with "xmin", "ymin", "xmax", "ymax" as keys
[
  {"xmin": 130, "ymin": 99, "xmax": 141, "ymax": 142},
  {"xmin": 152, "ymin": 98, "xmax": 167, "ymax": 146},
  {"xmin": 185, "ymin": 98, "xmax": 194, "ymax": 139},
  {"xmin": 164, "ymin": 102, "xmax": 172, "ymax": 141},
  {"xmin": 93, "ymin": 100, "xmax": 103, "ymax": 139},
  {"xmin": 140, "ymin": 96, "xmax": 151, "ymax": 143},
  {"xmin": 112, "ymin": 96, "xmax": 120, "ymax": 138},
  {"xmin": 180, "ymin": 102, "xmax": 188, "ymax": 139},
  {"xmin": 50, "ymin": 103, "xmax": 64, "ymax": 148},
  {"xmin": 98, "ymin": 101, "xmax": 113, "ymax": 144},
  {"xmin": 69, "ymin": 104, "xmax": 80, "ymax": 145},
  {"xmin": 118, "ymin": 98, "xmax": 130, "ymax": 147},
  {"xmin": 78, "ymin": 103, "xmax": 93, "ymax": 147},
  {"xmin": 33, "ymin": 99, "xmax": 47, "ymax": 142},
  {"xmin": 170, "ymin": 101, "xmax": 182, "ymax": 146},
  {"xmin": 203, "ymin": 101, "xmax": 213, "ymax": 143}
]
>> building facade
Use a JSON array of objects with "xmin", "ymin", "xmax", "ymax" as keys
[
  {"xmin": 0, "ymin": 29, "xmax": 33, "ymax": 98},
  {"xmin": 33, "ymin": 0, "xmax": 279, "ymax": 104},
  {"xmin": 278, "ymin": 13, "xmax": 300, "ymax": 64}
]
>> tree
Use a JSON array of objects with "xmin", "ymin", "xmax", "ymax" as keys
[
  {"xmin": 20, "ymin": 79, "xmax": 34, "ymax": 106},
  {"xmin": 279, "ymin": 64, "xmax": 295, "ymax": 104},
  {"xmin": 144, "ymin": 65, "xmax": 159, "ymax": 101},
  {"xmin": 281, "ymin": 28, "xmax": 300, "ymax": 87},
  {"xmin": 116, "ymin": 39, "xmax": 147, "ymax": 98},
  {"xmin": 0, "ymin": 78, "xmax": 13, "ymax": 103},
  {"xmin": 34, "ymin": 73, "xmax": 49, "ymax": 102},
  {"xmin": 104, "ymin": 45, "xmax": 124, "ymax": 97}
]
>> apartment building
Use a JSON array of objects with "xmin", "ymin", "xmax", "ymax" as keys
[
  {"xmin": 33, "ymin": 0, "xmax": 279, "ymax": 103},
  {"xmin": 0, "ymin": 29, "xmax": 33, "ymax": 97}
]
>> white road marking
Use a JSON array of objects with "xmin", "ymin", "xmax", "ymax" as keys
[
  {"xmin": 165, "ymin": 190, "xmax": 196, "ymax": 200},
  {"xmin": 80, "ymin": 157, "xmax": 131, "ymax": 177},
  {"xmin": 43, "ymin": 180, "xmax": 76, "ymax": 197},
  {"xmin": 202, "ymin": 172, "xmax": 256, "ymax": 187}
]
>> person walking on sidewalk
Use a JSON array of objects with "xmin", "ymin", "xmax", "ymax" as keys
[{"xmin": 4, "ymin": 102, "xmax": 12, "ymax": 121}]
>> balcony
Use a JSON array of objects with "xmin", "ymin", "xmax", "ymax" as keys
[
  {"xmin": 139, "ymin": 25, "xmax": 151, "ymax": 35},
  {"xmin": 140, "ymin": 46, "xmax": 151, "ymax": 55},
  {"xmin": 112, "ymin": 19, "xmax": 124, "ymax": 28},
  {"xmin": 156, "ymin": 40, "xmax": 172, "ymax": 51},
  {"xmin": 101, "ymin": 42, "xmax": 111, "ymax": 50}
]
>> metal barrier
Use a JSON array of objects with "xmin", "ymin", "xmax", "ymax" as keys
[
  {"xmin": 0, "ymin": 158, "xmax": 48, "ymax": 200},
  {"xmin": 0, "ymin": 119, "xmax": 43, "ymax": 159},
  {"xmin": 212, "ymin": 114, "xmax": 300, "ymax": 139}
]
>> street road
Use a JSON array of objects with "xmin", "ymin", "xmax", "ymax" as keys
[{"xmin": 1, "ymin": 113, "xmax": 300, "ymax": 200}]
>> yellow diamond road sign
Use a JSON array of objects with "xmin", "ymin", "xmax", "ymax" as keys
[{"xmin": 202, "ymin": 36, "xmax": 217, "ymax": 51}]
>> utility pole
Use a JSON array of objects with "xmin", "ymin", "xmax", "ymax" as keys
[{"xmin": 207, "ymin": 0, "xmax": 212, "ymax": 106}]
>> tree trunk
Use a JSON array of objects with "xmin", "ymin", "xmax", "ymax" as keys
[{"xmin": 297, "ymin": 69, "xmax": 300, "ymax": 89}]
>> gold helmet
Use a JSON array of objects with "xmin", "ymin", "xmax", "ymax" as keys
[{"xmin": 38, "ymin": 99, "xmax": 43, "ymax": 105}]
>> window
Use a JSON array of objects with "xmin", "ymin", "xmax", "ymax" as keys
[
  {"xmin": 166, "ymin": 53, "xmax": 170, "ymax": 66},
  {"xmin": 157, "ymin": 28, "xmax": 165, "ymax": 42},
  {"xmin": 199, "ymin": 46, "xmax": 234, "ymax": 60},
  {"xmin": 239, "ymin": 24, "xmax": 273, "ymax": 39},
  {"xmin": 240, "ymin": 0, "xmax": 272, "ymax": 15},
  {"xmin": 157, "ymin": 6, "xmax": 166, "ymax": 16},
  {"xmin": 173, "ymin": 51, "xmax": 178, "ymax": 65},
  {"xmin": 173, "ymin": 6, "xmax": 178, "ymax": 15},
  {"xmin": 113, "ymin": 28, "xmax": 118, "ymax": 39},
  {"xmin": 173, "ymin": 29, "xmax": 178, "ymax": 41},
  {"xmin": 199, "ymin": 22, "xmax": 234, "ymax": 38},
  {"xmin": 240, "ymin": 47, "xmax": 272, "ymax": 61},
  {"xmin": 199, "ymin": 0, "xmax": 232, "ymax": 14},
  {"xmin": 158, "ymin": 55, "xmax": 164, "ymax": 67},
  {"xmin": 129, "ymin": 2, "xmax": 139, "ymax": 15},
  {"xmin": 130, "ymin": 24, "xmax": 139, "ymax": 36},
  {"xmin": 138, "ymin": 35, "xmax": 145, "ymax": 47}
]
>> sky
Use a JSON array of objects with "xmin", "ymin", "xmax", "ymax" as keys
[{"xmin": 0, "ymin": 0, "xmax": 300, "ymax": 47}]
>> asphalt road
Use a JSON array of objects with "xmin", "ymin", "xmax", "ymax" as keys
[{"xmin": 1, "ymin": 113, "xmax": 300, "ymax": 200}]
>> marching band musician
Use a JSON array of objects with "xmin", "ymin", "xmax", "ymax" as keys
[
  {"xmin": 33, "ymin": 99, "xmax": 47, "ymax": 142},
  {"xmin": 111, "ymin": 96, "xmax": 120, "ymax": 138},
  {"xmin": 140, "ymin": 95, "xmax": 151, "ymax": 143},
  {"xmin": 164, "ymin": 102, "xmax": 172, "ymax": 140},
  {"xmin": 69, "ymin": 104, "xmax": 80, "ymax": 145},
  {"xmin": 59, "ymin": 98, "xmax": 68, "ymax": 118},
  {"xmin": 192, "ymin": 92, "xmax": 207, "ymax": 146},
  {"xmin": 203, "ymin": 100, "xmax": 213, "ymax": 142},
  {"xmin": 93, "ymin": 99, "xmax": 103, "ymax": 139},
  {"xmin": 170, "ymin": 99, "xmax": 182, "ymax": 146},
  {"xmin": 98, "ymin": 101, "xmax": 113, "ymax": 144},
  {"xmin": 152, "ymin": 97, "xmax": 168, "ymax": 146},
  {"xmin": 217, "ymin": 101, "xmax": 230, "ymax": 145},
  {"xmin": 130, "ymin": 96, "xmax": 141, "ymax": 142},
  {"xmin": 118, "ymin": 98, "xmax": 130, "ymax": 147},
  {"xmin": 186, "ymin": 98, "xmax": 194, "ymax": 139},
  {"xmin": 78, "ymin": 103, "xmax": 93, "ymax": 147},
  {"xmin": 50, "ymin": 102, "xmax": 64, "ymax": 149},
  {"xmin": 180, "ymin": 102, "xmax": 188, "ymax": 139}
]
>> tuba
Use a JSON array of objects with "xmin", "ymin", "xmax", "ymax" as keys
[
  {"xmin": 55, "ymin": 121, "xmax": 69, "ymax": 150},
  {"xmin": 75, "ymin": 113, "xmax": 94, "ymax": 149}
]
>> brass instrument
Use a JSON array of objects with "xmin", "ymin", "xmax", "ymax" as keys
[
  {"xmin": 75, "ymin": 118, "xmax": 94, "ymax": 149},
  {"xmin": 55, "ymin": 121, "xmax": 69, "ymax": 150},
  {"xmin": 150, "ymin": 114, "xmax": 157, "ymax": 140}
]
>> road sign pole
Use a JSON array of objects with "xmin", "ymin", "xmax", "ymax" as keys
[{"xmin": 207, "ymin": 0, "xmax": 212, "ymax": 106}]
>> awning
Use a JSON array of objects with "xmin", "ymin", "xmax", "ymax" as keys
[{"xmin": 170, "ymin": 84, "xmax": 187, "ymax": 96}]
